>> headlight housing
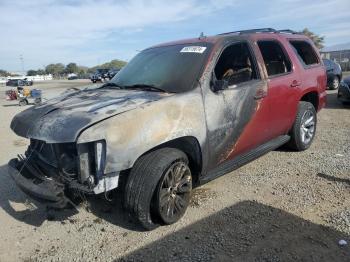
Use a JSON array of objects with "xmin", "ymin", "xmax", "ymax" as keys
[
  {"xmin": 77, "ymin": 140, "xmax": 106, "ymax": 186},
  {"xmin": 94, "ymin": 140, "xmax": 106, "ymax": 180}
]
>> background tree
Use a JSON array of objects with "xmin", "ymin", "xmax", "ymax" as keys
[
  {"xmin": 45, "ymin": 63, "xmax": 65, "ymax": 77},
  {"xmin": 88, "ymin": 59, "xmax": 127, "ymax": 73},
  {"xmin": 37, "ymin": 69, "xmax": 46, "ymax": 75},
  {"xmin": 1, "ymin": 59, "xmax": 127, "ymax": 78},
  {"xmin": 300, "ymin": 28, "xmax": 325, "ymax": 49},
  {"xmin": 65, "ymin": 63, "xmax": 78, "ymax": 74},
  {"xmin": 77, "ymin": 65, "xmax": 88, "ymax": 74},
  {"xmin": 0, "ymin": 69, "xmax": 9, "ymax": 77},
  {"xmin": 27, "ymin": 69, "xmax": 46, "ymax": 76},
  {"xmin": 27, "ymin": 69, "xmax": 38, "ymax": 76}
]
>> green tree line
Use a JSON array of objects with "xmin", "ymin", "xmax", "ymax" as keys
[
  {"xmin": 0, "ymin": 69, "xmax": 21, "ymax": 77},
  {"xmin": 26, "ymin": 59, "xmax": 127, "ymax": 77}
]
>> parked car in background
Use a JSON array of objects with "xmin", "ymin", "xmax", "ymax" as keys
[
  {"xmin": 8, "ymin": 28, "xmax": 326, "ymax": 230},
  {"xmin": 90, "ymin": 69, "xmax": 110, "ymax": 83},
  {"xmin": 338, "ymin": 76, "xmax": 350, "ymax": 105},
  {"xmin": 107, "ymin": 68, "xmax": 120, "ymax": 80},
  {"xmin": 323, "ymin": 58, "xmax": 342, "ymax": 90},
  {"xmin": 6, "ymin": 78, "xmax": 33, "ymax": 87},
  {"xmin": 67, "ymin": 74, "xmax": 78, "ymax": 80}
]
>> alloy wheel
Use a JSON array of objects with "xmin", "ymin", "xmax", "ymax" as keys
[
  {"xmin": 300, "ymin": 110, "xmax": 315, "ymax": 145},
  {"xmin": 333, "ymin": 78, "xmax": 339, "ymax": 89},
  {"xmin": 157, "ymin": 161, "xmax": 192, "ymax": 223}
]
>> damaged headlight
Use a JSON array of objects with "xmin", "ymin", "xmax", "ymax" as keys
[
  {"xmin": 94, "ymin": 140, "xmax": 106, "ymax": 179},
  {"xmin": 77, "ymin": 140, "xmax": 106, "ymax": 186}
]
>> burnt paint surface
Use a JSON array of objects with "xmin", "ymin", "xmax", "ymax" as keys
[
  {"xmin": 11, "ymin": 88, "xmax": 170, "ymax": 143},
  {"xmin": 198, "ymin": 38, "xmax": 269, "ymax": 171},
  {"xmin": 77, "ymin": 88, "xmax": 207, "ymax": 173}
]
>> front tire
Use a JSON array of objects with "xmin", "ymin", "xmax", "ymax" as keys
[
  {"xmin": 124, "ymin": 148, "xmax": 192, "ymax": 230},
  {"xmin": 287, "ymin": 101, "xmax": 317, "ymax": 151}
]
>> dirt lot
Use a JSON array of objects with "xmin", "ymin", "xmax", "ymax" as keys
[{"xmin": 0, "ymin": 80, "xmax": 349, "ymax": 261}]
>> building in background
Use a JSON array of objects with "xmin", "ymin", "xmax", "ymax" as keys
[{"xmin": 321, "ymin": 43, "xmax": 350, "ymax": 71}]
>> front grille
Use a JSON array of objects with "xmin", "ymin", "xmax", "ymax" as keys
[
  {"xmin": 27, "ymin": 139, "xmax": 58, "ymax": 167},
  {"xmin": 27, "ymin": 139, "xmax": 78, "ymax": 178}
]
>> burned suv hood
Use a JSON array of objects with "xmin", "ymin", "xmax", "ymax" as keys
[{"xmin": 11, "ymin": 88, "xmax": 170, "ymax": 143}]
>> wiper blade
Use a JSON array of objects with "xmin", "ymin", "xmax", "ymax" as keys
[
  {"xmin": 99, "ymin": 82, "xmax": 124, "ymax": 89},
  {"xmin": 123, "ymin": 84, "xmax": 166, "ymax": 92}
]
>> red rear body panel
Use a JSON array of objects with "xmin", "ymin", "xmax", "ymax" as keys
[{"xmin": 216, "ymin": 32, "xmax": 326, "ymax": 161}]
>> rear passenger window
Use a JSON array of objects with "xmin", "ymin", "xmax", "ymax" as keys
[
  {"xmin": 257, "ymin": 41, "xmax": 291, "ymax": 77},
  {"xmin": 290, "ymin": 41, "xmax": 319, "ymax": 66}
]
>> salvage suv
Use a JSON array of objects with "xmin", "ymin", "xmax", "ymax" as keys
[{"xmin": 8, "ymin": 28, "xmax": 326, "ymax": 229}]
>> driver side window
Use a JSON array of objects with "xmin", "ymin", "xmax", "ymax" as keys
[{"xmin": 214, "ymin": 42, "xmax": 258, "ymax": 86}]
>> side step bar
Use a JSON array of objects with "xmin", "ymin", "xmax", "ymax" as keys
[{"xmin": 200, "ymin": 135, "xmax": 290, "ymax": 184}]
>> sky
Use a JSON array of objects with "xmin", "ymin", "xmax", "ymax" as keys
[{"xmin": 1, "ymin": 0, "xmax": 349, "ymax": 72}]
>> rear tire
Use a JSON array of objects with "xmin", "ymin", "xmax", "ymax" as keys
[
  {"xmin": 287, "ymin": 101, "xmax": 317, "ymax": 151},
  {"xmin": 124, "ymin": 148, "xmax": 192, "ymax": 230}
]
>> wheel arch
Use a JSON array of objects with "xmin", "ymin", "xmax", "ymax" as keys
[
  {"xmin": 300, "ymin": 90, "xmax": 319, "ymax": 111},
  {"xmin": 140, "ymin": 136, "xmax": 203, "ymax": 184}
]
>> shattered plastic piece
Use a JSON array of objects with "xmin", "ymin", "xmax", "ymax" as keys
[
  {"xmin": 338, "ymin": 239, "xmax": 347, "ymax": 246},
  {"xmin": 335, "ymin": 154, "xmax": 344, "ymax": 157}
]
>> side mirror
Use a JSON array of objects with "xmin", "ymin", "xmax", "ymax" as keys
[{"xmin": 212, "ymin": 79, "xmax": 229, "ymax": 92}]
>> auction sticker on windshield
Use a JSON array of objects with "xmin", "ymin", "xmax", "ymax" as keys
[{"xmin": 180, "ymin": 46, "xmax": 207, "ymax": 53}]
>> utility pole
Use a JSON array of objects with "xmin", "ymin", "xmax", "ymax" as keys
[{"xmin": 19, "ymin": 54, "xmax": 24, "ymax": 76}]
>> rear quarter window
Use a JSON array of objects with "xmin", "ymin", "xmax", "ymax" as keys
[
  {"xmin": 257, "ymin": 40, "xmax": 292, "ymax": 77},
  {"xmin": 289, "ymin": 40, "xmax": 319, "ymax": 66}
]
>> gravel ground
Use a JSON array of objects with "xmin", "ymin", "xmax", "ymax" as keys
[{"xmin": 0, "ymin": 80, "xmax": 349, "ymax": 261}]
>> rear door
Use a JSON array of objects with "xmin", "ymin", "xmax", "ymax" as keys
[{"xmin": 256, "ymin": 39, "xmax": 301, "ymax": 138}]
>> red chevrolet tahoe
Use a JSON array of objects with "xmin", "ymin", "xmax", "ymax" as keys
[{"xmin": 9, "ymin": 28, "xmax": 326, "ymax": 229}]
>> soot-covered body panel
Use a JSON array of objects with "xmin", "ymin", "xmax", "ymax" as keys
[{"xmin": 11, "ymin": 88, "xmax": 170, "ymax": 143}]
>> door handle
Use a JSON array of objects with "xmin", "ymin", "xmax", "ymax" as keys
[{"xmin": 290, "ymin": 80, "xmax": 301, "ymax": 87}]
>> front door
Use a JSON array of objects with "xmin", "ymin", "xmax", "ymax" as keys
[{"xmin": 203, "ymin": 41, "xmax": 271, "ymax": 170}]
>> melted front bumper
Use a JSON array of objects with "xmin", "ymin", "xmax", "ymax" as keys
[{"xmin": 8, "ymin": 158, "xmax": 69, "ymax": 208}]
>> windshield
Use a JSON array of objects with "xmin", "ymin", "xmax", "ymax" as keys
[
  {"xmin": 110, "ymin": 43, "xmax": 212, "ymax": 93},
  {"xmin": 96, "ymin": 69, "xmax": 109, "ymax": 74}
]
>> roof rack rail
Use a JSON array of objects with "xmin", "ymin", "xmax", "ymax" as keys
[
  {"xmin": 277, "ymin": 29, "xmax": 299, "ymax": 34},
  {"xmin": 218, "ymin": 28, "xmax": 301, "ymax": 36},
  {"xmin": 218, "ymin": 28, "xmax": 277, "ymax": 35}
]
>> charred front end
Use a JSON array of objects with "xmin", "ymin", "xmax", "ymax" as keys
[{"xmin": 8, "ymin": 138, "xmax": 113, "ymax": 208}]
